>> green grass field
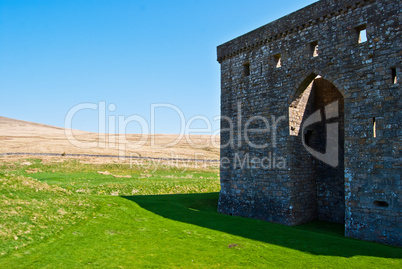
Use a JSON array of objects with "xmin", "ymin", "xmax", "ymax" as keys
[{"xmin": 0, "ymin": 158, "xmax": 401, "ymax": 268}]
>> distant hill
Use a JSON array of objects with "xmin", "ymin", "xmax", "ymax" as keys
[{"xmin": 0, "ymin": 116, "xmax": 219, "ymax": 160}]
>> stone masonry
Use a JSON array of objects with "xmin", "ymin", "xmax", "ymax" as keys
[{"xmin": 217, "ymin": 0, "xmax": 401, "ymax": 246}]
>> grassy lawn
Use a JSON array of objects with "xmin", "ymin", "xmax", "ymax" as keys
[
  {"xmin": 0, "ymin": 158, "xmax": 401, "ymax": 268},
  {"xmin": 4, "ymin": 158, "xmax": 220, "ymax": 196}
]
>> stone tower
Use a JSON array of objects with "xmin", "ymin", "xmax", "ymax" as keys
[{"xmin": 217, "ymin": 0, "xmax": 400, "ymax": 246}]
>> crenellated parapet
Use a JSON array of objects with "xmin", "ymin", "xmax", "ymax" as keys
[{"xmin": 217, "ymin": 0, "xmax": 376, "ymax": 63}]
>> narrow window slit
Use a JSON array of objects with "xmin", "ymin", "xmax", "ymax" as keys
[
  {"xmin": 310, "ymin": 41, "xmax": 319, "ymax": 57},
  {"xmin": 373, "ymin": 117, "xmax": 376, "ymax": 138},
  {"xmin": 356, "ymin": 24, "xmax": 367, "ymax": 43},
  {"xmin": 392, "ymin": 68, "xmax": 397, "ymax": 84},
  {"xmin": 274, "ymin": 54, "xmax": 281, "ymax": 68},
  {"xmin": 373, "ymin": 201, "xmax": 389, "ymax": 208},
  {"xmin": 243, "ymin": 63, "xmax": 250, "ymax": 77}
]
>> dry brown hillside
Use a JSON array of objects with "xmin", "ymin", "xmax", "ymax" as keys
[{"xmin": 0, "ymin": 116, "xmax": 219, "ymax": 160}]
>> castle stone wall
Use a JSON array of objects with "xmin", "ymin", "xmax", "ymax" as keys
[{"xmin": 217, "ymin": 0, "xmax": 401, "ymax": 246}]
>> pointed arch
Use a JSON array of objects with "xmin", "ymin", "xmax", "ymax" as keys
[
  {"xmin": 288, "ymin": 73, "xmax": 346, "ymax": 224},
  {"xmin": 289, "ymin": 71, "xmax": 346, "ymax": 105}
]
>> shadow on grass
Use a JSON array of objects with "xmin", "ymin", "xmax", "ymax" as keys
[{"xmin": 122, "ymin": 192, "xmax": 401, "ymax": 259}]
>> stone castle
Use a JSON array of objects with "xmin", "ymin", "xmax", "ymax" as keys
[{"xmin": 217, "ymin": 0, "xmax": 400, "ymax": 246}]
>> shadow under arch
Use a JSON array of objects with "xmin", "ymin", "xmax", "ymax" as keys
[
  {"xmin": 288, "ymin": 73, "xmax": 346, "ymax": 226},
  {"xmin": 121, "ymin": 193, "xmax": 401, "ymax": 259}
]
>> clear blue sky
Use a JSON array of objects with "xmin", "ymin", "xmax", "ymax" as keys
[{"xmin": 0, "ymin": 0, "xmax": 316, "ymax": 134}]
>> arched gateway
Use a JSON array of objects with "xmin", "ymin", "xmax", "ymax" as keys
[
  {"xmin": 217, "ymin": 0, "xmax": 400, "ymax": 246},
  {"xmin": 288, "ymin": 75, "xmax": 345, "ymax": 224}
]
